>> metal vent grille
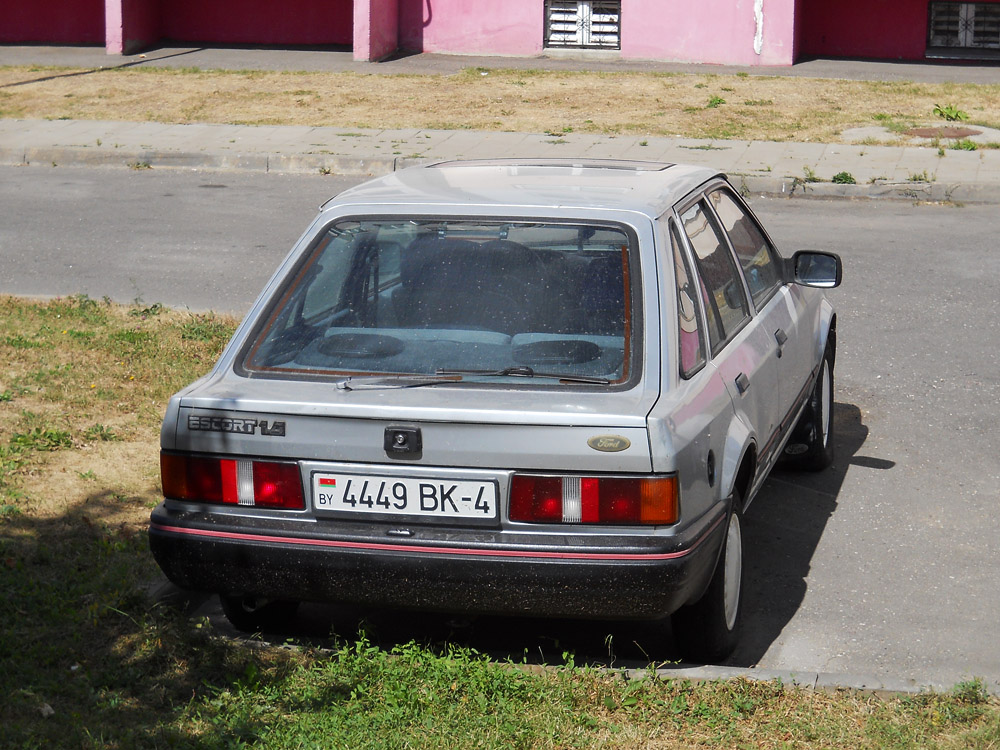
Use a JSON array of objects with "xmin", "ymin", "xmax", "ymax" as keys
[
  {"xmin": 930, "ymin": 2, "xmax": 1000, "ymax": 49},
  {"xmin": 545, "ymin": 0, "xmax": 621, "ymax": 50}
]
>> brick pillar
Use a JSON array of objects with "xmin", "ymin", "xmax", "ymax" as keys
[{"xmin": 354, "ymin": 0, "xmax": 399, "ymax": 62}]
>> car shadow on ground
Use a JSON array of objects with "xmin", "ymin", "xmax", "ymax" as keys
[
  {"xmin": 724, "ymin": 400, "xmax": 878, "ymax": 669},
  {"xmin": 191, "ymin": 400, "xmax": 878, "ymax": 670}
]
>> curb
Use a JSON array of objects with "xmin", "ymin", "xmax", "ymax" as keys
[
  {"xmin": 1, "ymin": 145, "xmax": 398, "ymax": 177},
  {"xmin": 735, "ymin": 173, "xmax": 1000, "ymax": 204},
  {"xmin": 636, "ymin": 664, "xmax": 958, "ymax": 698},
  {"xmin": 6, "ymin": 144, "xmax": 1000, "ymax": 203}
]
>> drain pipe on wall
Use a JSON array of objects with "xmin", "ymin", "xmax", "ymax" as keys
[{"xmin": 753, "ymin": 0, "xmax": 764, "ymax": 56}]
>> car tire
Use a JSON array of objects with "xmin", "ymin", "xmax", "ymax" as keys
[
  {"xmin": 672, "ymin": 495, "xmax": 744, "ymax": 663},
  {"xmin": 785, "ymin": 344, "xmax": 835, "ymax": 472},
  {"xmin": 219, "ymin": 595, "xmax": 300, "ymax": 633}
]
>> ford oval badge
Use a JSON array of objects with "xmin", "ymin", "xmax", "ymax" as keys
[{"xmin": 588, "ymin": 435, "xmax": 631, "ymax": 453}]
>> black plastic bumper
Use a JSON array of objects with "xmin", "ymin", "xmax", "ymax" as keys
[{"xmin": 148, "ymin": 504, "xmax": 725, "ymax": 621}]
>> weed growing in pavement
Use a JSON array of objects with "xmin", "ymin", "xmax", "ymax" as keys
[
  {"xmin": 952, "ymin": 138, "xmax": 978, "ymax": 151},
  {"xmin": 934, "ymin": 103, "xmax": 969, "ymax": 122},
  {"xmin": 680, "ymin": 144, "xmax": 729, "ymax": 151},
  {"xmin": 802, "ymin": 165, "xmax": 823, "ymax": 183},
  {"xmin": 832, "ymin": 171, "xmax": 857, "ymax": 184},
  {"xmin": 909, "ymin": 170, "xmax": 932, "ymax": 182}
]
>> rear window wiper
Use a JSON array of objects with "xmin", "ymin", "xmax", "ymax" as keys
[
  {"xmin": 336, "ymin": 374, "xmax": 462, "ymax": 391},
  {"xmin": 435, "ymin": 366, "xmax": 610, "ymax": 385}
]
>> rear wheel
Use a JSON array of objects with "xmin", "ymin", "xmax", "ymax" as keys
[
  {"xmin": 672, "ymin": 497, "xmax": 744, "ymax": 663},
  {"xmin": 785, "ymin": 344, "xmax": 835, "ymax": 471},
  {"xmin": 220, "ymin": 595, "xmax": 300, "ymax": 633}
]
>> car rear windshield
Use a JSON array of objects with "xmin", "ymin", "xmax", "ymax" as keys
[{"xmin": 241, "ymin": 218, "xmax": 636, "ymax": 384}]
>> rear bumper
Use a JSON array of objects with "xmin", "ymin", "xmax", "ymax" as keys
[{"xmin": 148, "ymin": 504, "xmax": 725, "ymax": 620}]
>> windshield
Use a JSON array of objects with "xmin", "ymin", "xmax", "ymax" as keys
[{"xmin": 242, "ymin": 218, "xmax": 636, "ymax": 384}]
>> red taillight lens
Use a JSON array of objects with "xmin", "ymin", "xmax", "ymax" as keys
[
  {"xmin": 161, "ymin": 453, "xmax": 224, "ymax": 502},
  {"xmin": 510, "ymin": 476, "xmax": 563, "ymax": 522},
  {"xmin": 160, "ymin": 452, "xmax": 304, "ymax": 510},
  {"xmin": 509, "ymin": 474, "xmax": 678, "ymax": 525},
  {"xmin": 252, "ymin": 461, "xmax": 304, "ymax": 509}
]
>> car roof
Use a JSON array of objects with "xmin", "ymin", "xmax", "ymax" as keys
[{"xmin": 322, "ymin": 159, "xmax": 723, "ymax": 218}]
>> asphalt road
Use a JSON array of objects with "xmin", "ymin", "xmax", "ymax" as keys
[{"xmin": 2, "ymin": 165, "xmax": 998, "ymax": 690}]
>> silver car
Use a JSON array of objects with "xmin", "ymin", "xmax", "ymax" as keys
[{"xmin": 150, "ymin": 159, "xmax": 841, "ymax": 661}]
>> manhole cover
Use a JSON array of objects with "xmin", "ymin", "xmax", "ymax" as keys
[{"xmin": 905, "ymin": 126, "xmax": 982, "ymax": 139}]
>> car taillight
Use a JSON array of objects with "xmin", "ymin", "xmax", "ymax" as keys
[
  {"xmin": 509, "ymin": 474, "xmax": 678, "ymax": 525},
  {"xmin": 161, "ymin": 452, "xmax": 304, "ymax": 510}
]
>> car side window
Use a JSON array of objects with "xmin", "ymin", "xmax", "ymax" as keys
[
  {"xmin": 669, "ymin": 221, "xmax": 706, "ymax": 378},
  {"xmin": 680, "ymin": 200, "xmax": 750, "ymax": 355},
  {"xmin": 708, "ymin": 188, "xmax": 782, "ymax": 307}
]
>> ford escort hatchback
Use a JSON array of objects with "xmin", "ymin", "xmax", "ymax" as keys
[{"xmin": 150, "ymin": 160, "xmax": 841, "ymax": 661}]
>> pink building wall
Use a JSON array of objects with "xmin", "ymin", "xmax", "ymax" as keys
[
  {"xmin": 355, "ymin": 0, "xmax": 400, "ymax": 61},
  {"xmin": 399, "ymin": 0, "xmax": 543, "ymax": 56},
  {"xmin": 1, "ymin": 0, "xmax": 104, "ymax": 44},
  {"xmin": 624, "ymin": 0, "xmax": 798, "ymax": 65},
  {"xmin": 9, "ymin": 0, "xmax": 1000, "ymax": 64},
  {"xmin": 106, "ymin": 0, "xmax": 160, "ymax": 55},
  {"xmin": 398, "ymin": 0, "xmax": 797, "ymax": 65}
]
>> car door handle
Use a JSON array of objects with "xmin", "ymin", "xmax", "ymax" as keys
[
  {"xmin": 774, "ymin": 328, "xmax": 788, "ymax": 358},
  {"xmin": 735, "ymin": 372, "xmax": 750, "ymax": 394}
]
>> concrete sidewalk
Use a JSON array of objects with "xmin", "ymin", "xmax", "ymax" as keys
[
  {"xmin": 3, "ymin": 44, "xmax": 1000, "ymax": 200},
  {"xmin": 4, "ymin": 116, "xmax": 1000, "ymax": 203},
  {"xmin": 5, "ymin": 43, "xmax": 1000, "ymax": 83}
]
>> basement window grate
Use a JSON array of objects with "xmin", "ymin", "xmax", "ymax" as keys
[
  {"xmin": 545, "ymin": 0, "xmax": 621, "ymax": 50},
  {"xmin": 929, "ymin": 2, "xmax": 1000, "ymax": 49}
]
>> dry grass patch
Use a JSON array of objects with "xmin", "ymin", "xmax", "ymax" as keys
[
  {"xmin": 0, "ymin": 294, "xmax": 236, "ymax": 520},
  {"xmin": 3, "ymin": 65, "xmax": 1000, "ymax": 142}
]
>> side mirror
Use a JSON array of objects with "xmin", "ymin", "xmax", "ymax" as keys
[{"xmin": 787, "ymin": 251, "xmax": 842, "ymax": 288}]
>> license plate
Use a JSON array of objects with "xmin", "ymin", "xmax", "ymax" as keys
[{"xmin": 312, "ymin": 472, "xmax": 498, "ymax": 520}]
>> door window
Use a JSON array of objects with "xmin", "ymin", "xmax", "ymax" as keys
[
  {"xmin": 680, "ymin": 201, "xmax": 750, "ymax": 355},
  {"xmin": 708, "ymin": 188, "xmax": 782, "ymax": 308}
]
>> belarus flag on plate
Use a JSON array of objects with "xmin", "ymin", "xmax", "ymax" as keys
[{"xmin": 318, "ymin": 477, "xmax": 337, "ymax": 487}]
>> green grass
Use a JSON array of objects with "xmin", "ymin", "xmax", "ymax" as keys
[{"xmin": 0, "ymin": 295, "xmax": 998, "ymax": 748}]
